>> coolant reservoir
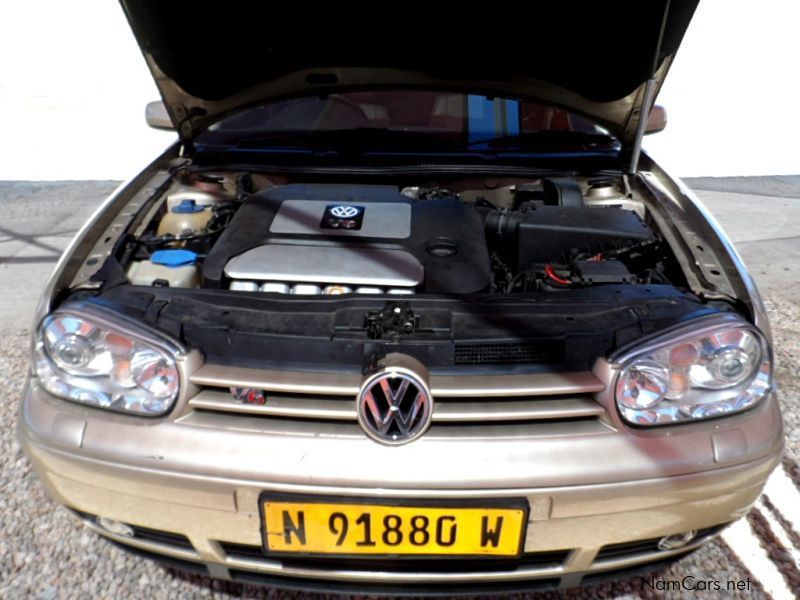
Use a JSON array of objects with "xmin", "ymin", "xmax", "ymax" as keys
[
  {"xmin": 157, "ymin": 199, "xmax": 213, "ymax": 237},
  {"xmin": 165, "ymin": 187, "xmax": 224, "ymax": 210},
  {"xmin": 127, "ymin": 249, "xmax": 199, "ymax": 288},
  {"xmin": 165, "ymin": 174, "xmax": 234, "ymax": 209}
]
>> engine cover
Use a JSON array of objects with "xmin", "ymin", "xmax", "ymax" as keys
[{"xmin": 203, "ymin": 184, "xmax": 491, "ymax": 294}]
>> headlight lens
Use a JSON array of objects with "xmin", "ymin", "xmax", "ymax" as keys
[
  {"xmin": 614, "ymin": 316, "xmax": 771, "ymax": 426},
  {"xmin": 34, "ymin": 311, "xmax": 180, "ymax": 416}
]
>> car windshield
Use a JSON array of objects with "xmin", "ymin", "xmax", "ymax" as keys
[{"xmin": 195, "ymin": 91, "xmax": 619, "ymax": 155}]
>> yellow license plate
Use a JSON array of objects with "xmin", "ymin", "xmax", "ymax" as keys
[{"xmin": 260, "ymin": 497, "xmax": 528, "ymax": 556}]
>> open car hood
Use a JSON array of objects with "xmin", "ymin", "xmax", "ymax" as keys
[{"xmin": 120, "ymin": 1, "xmax": 698, "ymax": 145}]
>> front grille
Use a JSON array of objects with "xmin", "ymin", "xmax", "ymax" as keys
[
  {"xmin": 219, "ymin": 541, "xmax": 570, "ymax": 572},
  {"xmin": 186, "ymin": 363, "xmax": 608, "ymax": 435},
  {"xmin": 189, "ymin": 389, "xmax": 604, "ymax": 425},
  {"xmin": 454, "ymin": 342, "xmax": 562, "ymax": 365}
]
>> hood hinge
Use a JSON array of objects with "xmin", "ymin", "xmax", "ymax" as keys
[{"xmin": 171, "ymin": 103, "xmax": 202, "ymax": 153}]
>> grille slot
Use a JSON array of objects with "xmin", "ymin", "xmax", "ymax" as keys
[
  {"xmin": 455, "ymin": 342, "xmax": 563, "ymax": 365},
  {"xmin": 128, "ymin": 525, "xmax": 194, "ymax": 550},
  {"xmin": 218, "ymin": 541, "xmax": 570, "ymax": 572}
]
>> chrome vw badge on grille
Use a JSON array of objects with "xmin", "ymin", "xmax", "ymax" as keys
[{"xmin": 357, "ymin": 357, "xmax": 433, "ymax": 445}]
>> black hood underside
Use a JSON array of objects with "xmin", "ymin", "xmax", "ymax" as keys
[{"xmin": 120, "ymin": 1, "xmax": 699, "ymax": 142}]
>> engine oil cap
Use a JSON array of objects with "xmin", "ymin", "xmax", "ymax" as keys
[
  {"xmin": 150, "ymin": 249, "xmax": 198, "ymax": 267},
  {"xmin": 172, "ymin": 199, "xmax": 205, "ymax": 213}
]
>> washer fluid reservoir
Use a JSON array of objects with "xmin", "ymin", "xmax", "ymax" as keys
[{"xmin": 127, "ymin": 249, "xmax": 199, "ymax": 288}]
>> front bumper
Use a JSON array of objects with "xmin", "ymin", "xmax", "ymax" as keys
[{"xmin": 19, "ymin": 377, "xmax": 783, "ymax": 592}]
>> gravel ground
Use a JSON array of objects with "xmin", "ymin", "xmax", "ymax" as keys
[{"xmin": 1, "ymin": 181, "xmax": 798, "ymax": 599}]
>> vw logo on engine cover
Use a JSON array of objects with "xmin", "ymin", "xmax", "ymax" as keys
[
  {"xmin": 330, "ymin": 205, "xmax": 360, "ymax": 218},
  {"xmin": 357, "ymin": 362, "xmax": 433, "ymax": 445}
]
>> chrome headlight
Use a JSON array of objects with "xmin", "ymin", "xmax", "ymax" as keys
[
  {"xmin": 613, "ymin": 314, "xmax": 772, "ymax": 426},
  {"xmin": 34, "ymin": 308, "xmax": 182, "ymax": 416}
]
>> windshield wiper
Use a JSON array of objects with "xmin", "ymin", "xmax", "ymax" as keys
[{"xmin": 466, "ymin": 131, "xmax": 618, "ymax": 150}]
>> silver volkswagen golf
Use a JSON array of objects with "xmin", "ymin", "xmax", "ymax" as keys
[{"xmin": 19, "ymin": 1, "xmax": 784, "ymax": 594}]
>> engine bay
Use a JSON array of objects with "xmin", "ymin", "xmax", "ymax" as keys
[{"xmin": 120, "ymin": 170, "xmax": 687, "ymax": 298}]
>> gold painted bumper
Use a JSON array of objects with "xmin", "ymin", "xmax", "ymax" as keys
[{"xmin": 18, "ymin": 378, "xmax": 783, "ymax": 589}]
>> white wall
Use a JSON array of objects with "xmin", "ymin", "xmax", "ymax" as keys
[
  {"xmin": 645, "ymin": 0, "xmax": 800, "ymax": 176},
  {"xmin": 0, "ymin": 1, "xmax": 174, "ymax": 180},
  {"xmin": 1, "ymin": 0, "xmax": 798, "ymax": 180}
]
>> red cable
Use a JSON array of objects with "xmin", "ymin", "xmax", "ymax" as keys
[{"xmin": 545, "ymin": 264, "xmax": 571, "ymax": 285}]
